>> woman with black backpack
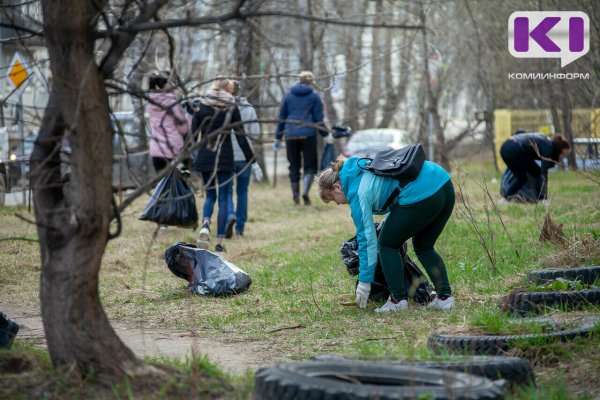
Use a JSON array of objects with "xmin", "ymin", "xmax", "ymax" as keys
[
  {"xmin": 192, "ymin": 77, "xmax": 255, "ymax": 253},
  {"xmin": 316, "ymin": 155, "xmax": 455, "ymax": 313}
]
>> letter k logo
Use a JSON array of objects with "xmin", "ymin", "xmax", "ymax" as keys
[{"xmin": 514, "ymin": 17, "xmax": 561, "ymax": 52}]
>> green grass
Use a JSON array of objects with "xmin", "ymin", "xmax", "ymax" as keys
[{"xmin": 1, "ymin": 161, "xmax": 600, "ymax": 397}]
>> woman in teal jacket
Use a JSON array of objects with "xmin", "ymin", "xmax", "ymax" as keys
[{"xmin": 316, "ymin": 156, "xmax": 456, "ymax": 313}]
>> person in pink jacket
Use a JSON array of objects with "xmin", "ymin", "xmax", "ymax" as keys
[{"xmin": 146, "ymin": 74, "xmax": 188, "ymax": 171}]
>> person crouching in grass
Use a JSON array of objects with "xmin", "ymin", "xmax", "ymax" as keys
[{"xmin": 315, "ymin": 156, "xmax": 456, "ymax": 313}]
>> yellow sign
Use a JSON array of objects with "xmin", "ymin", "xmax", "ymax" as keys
[{"xmin": 7, "ymin": 52, "xmax": 31, "ymax": 92}]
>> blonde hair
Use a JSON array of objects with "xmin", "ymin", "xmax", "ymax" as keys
[
  {"xmin": 315, "ymin": 156, "xmax": 346, "ymax": 202},
  {"xmin": 211, "ymin": 75, "xmax": 231, "ymax": 91},
  {"xmin": 298, "ymin": 71, "xmax": 315, "ymax": 85}
]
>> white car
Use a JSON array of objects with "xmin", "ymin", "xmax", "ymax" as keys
[{"xmin": 343, "ymin": 128, "xmax": 412, "ymax": 158}]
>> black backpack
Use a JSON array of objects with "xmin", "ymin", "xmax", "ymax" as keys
[{"xmin": 358, "ymin": 143, "xmax": 426, "ymax": 186}]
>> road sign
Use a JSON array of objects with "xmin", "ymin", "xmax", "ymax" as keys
[{"xmin": 7, "ymin": 52, "xmax": 32, "ymax": 95}]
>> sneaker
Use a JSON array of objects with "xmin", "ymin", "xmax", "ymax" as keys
[
  {"xmin": 302, "ymin": 194, "xmax": 311, "ymax": 206},
  {"xmin": 0, "ymin": 313, "xmax": 19, "ymax": 349},
  {"xmin": 215, "ymin": 243, "xmax": 226, "ymax": 253},
  {"xmin": 197, "ymin": 223, "xmax": 210, "ymax": 249},
  {"xmin": 428, "ymin": 295, "xmax": 455, "ymax": 311},
  {"xmin": 225, "ymin": 216, "xmax": 236, "ymax": 239},
  {"xmin": 375, "ymin": 297, "xmax": 408, "ymax": 313}
]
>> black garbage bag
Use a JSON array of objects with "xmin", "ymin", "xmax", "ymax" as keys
[
  {"xmin": 140, "ymin": 169, "xmax": 199, "ymax": 227},
  {"xmin": 165, "ymin": 242, "xmax": 251, "ymax": 296},
  {"xmin": 500, "ymin": 168, "xmax": 542, "ymax": 203},
  {"xmin": 340, "ymin": 224, "xmax": 434, "ymax": 304}
]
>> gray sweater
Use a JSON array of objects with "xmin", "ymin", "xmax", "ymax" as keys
[{"xmin": 232, "ymin": 97, "xmax": 260, "ymax": 162}]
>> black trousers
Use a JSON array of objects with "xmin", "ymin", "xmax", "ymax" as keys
[
  {"xmin": 500, "ymin": 140, "xmax": 543, "ymax": 199},
  {"xmin": 286, "ymin": 136, "xmax": 318, "ymax": 182}
]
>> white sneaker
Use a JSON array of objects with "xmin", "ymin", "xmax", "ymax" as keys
[
  {"xmin": 197, "ymin": 224, "xmax": 210, "ymax": 249},
  {"xmin": 428, "ymin": 296, "xmax": 455, "ymax": 311},
  {"xmin": 375, "ymin": 297, "xmax": 408, "ymax": 313}
]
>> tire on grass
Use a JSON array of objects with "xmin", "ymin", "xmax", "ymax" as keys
[
  {"xmin": 254, "ymin": 360, "xmax": 504, "ymax": 400},
  {"xmin": 528, "ymin": 266, "xmax": 600, "ymax": 285},
  {"xmin": 428, "ymin": 315, "xmax": 600, "ymax": 356},
  {"xmin": 311, "ymin": 355, "xmax": 534, "ymax": 387},
  {"xmin": 503, "ymin": 288, "xmax": 600, "ymax": 315}
]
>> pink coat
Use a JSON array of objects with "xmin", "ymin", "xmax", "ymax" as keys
[{"xmin": 147, "ymin": 91, "xmax": 188, "ymax": 159}]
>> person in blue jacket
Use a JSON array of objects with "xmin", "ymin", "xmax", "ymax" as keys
[
  {"xmin": 316, "ymin": 155, "xmax": 456, "ymax": 313},
  {"xmin": 275, "ymin": 71, "xmax": 331, "ymax": 205}
]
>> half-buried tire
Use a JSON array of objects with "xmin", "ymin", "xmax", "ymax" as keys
[
  {"xmin": 311, "ymin": 355, "xmax": 534, "ymax": 387},
  {"xmin": 428, "ymin": 314, "xmax": 600, "ymax": 356},
  {"xmin": 253, "ymin": 360, "xmax": 504, "ymax": 400},
  {"xmin": 527, "ymin": 266, "xmax": 600, "ymax": 285},
  {"xmin": 503, "ymin": 288, "xmax": 600, "ymax": 315}
]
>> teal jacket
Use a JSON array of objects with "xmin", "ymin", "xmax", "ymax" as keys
[{"xmin": 339, "ymin": 158, "xmax": 451, "ymax": 283}]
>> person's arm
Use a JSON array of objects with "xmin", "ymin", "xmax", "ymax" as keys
[
  {"xmin": 312, "ymin": 95, "xmax": 327, "ymax": 137},
  {"xmin": 349, "ymin": 194, "xmax": 377, "ymax": 284},
  {"xmin": 275, "ymin": 97, "xmax": 288, "ymax": 141},
  {"xmin": 232, "ymin": 107, "xmax": 255, "ymax": 163},
  {"xmin": 246, "ymin": 106, "xmax": 261, "ymax": 140}
]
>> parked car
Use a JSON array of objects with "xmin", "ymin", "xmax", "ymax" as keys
[{"xmin": 343, "ymin": 128, "xmax": 412, "ymax": 158}]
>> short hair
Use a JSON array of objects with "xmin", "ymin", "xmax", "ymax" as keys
[
  {"xmin": 298, "ymin": 71, "xmax": 315, "ymax": 84},
  {"xmin": 149, "ymin": 74, "xmax": 168, "ymax": 90},
  {"xmin": 211, "ymin": 75, "xmax": 231, "ymax": 91},
  {"xmin": 231, "ymin": 80, "xmax": 240, "ymax": 95}
]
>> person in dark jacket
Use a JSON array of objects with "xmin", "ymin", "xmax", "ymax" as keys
[
  {"xmin": 500, "ymin": 133, "xmax": 570, "ymax": 201},
  {"xmin": 192, "ymin": 77, "xmax": 255, "ymax": 252},
  {"xmin": 275, "ymin": 71, "xmax": 330, "ymax": 205}
]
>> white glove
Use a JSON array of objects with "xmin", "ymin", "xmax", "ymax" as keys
[
  {"xmin": 251, "ymin": 163, "xmax": 263, "ymax": 181},
  {"xmin": 356, "ymin": 282, "xmax": 371, "ymax": 309},
  {"xmin": 324, "ymin": 133, "xmax": 334, "ymax": 144}
]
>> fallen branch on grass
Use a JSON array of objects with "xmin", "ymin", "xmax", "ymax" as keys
[{"xmin": 268, "ymin": 324, "xmax": 306, "ymax": 334}]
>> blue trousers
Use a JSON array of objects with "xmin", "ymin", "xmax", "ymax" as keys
[
  {"xmin": 227, "ymin": 161, "xmax": 252, "ymax": 234},
  {"xmin": 201, "ymin": 171, "xmax": 233, "ymax": 238}
]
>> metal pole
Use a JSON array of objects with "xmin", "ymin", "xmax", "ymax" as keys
[
  {"xmin": 427, "ymin": 111, "xmax": 434, "ymax": 161},
  {"xmin": 273, "ymin": 148, "xmax": 278, "ymax": 188},
  {"xmin": 19, "ymin": 93, "xmax": 26, "ymax": 205}
]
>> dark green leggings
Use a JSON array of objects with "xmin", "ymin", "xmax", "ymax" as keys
[{"xmin": 378, "ymin": 180, "xmax": 455, "ymax": 300}]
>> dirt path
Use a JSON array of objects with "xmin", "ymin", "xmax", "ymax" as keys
[{"xmin": 1, "ymin": 302, "xmax": 279, "ymax": 374}]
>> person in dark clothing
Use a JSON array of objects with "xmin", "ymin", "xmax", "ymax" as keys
[
  {"xmin": 0, "ymin": 311, "xmax": 19, "ymax": 349},
  {"xmin": 192, "ymin": 77, "xmax": 255, "ymax": 252},
  {"xmin": 500, "ymin": 133, "xmax": 570, "ymax": 201},
  {"xmin": 275, "ymin": 71, "xmax": 331, "ymax": 205}
]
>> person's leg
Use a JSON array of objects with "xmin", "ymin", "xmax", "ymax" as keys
[
  {"xmin": 215, "ymin": 172, "xmax": 233, "ymax": 247},
  {"xmin": 412, "ymin": 180, "xmax": 455, "ymax": 298},
  {"xmin": 301, "ymin": 136, "xmax": 318, "ymax": 204},
  {"xmin": 500, "ymin": 142, "xmax": 529, "ymax": 197},
  {"xmin": 286, "ymin": 139, "xmax": 302, "ymax": 204},
  {"xmin": 378, "ymin": 197, "xmax": 443, "ymax": 302},
  {"xmin": 235, "ymin": 161, "xmax": 251, "ymax": 234},
  {"xmin": 201, "ymin": 172, "xmax": 217, "ymax": 225}
]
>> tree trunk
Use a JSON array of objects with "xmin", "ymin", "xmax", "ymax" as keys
[
  {"xmin": 235, "ymin": 5, "xmax": 268, "ymax": 179},
  {"xmin": 31, "ymin": 0, "xmax": 143, "ymax": 377},
  {"xmin": 559, "ymin": 79, "xmax": 578, "ymax": 169},
  {"xmin": 363, "ymin": 0, "xmax": 383, "ymax": 129}
]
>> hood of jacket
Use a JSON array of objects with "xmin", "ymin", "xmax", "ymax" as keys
[
  {"xmin": 290, "ymin": 83, "xmax": 314, "ymax": 96},
  {"xmin": 148, "ymin": 91, "xmax": 179, "ymax": 112},
  {"xmin": 200, "ymin": 89, "xmax": 235, "ymax": 108},
  {"xmin": 339, "ymin": 158, "xmax": 364, "ymax": 198}
]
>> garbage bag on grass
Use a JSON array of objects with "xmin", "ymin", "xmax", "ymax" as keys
[
  {"xmin": 165, "ymin": 242, "xmax": 252, "ymax": 296},
  {"xmin": 340, "ymin": 224, "xmax": 434, "ymax": 304},
  {"xmin": 500, "ymin": 168, "xmax": 543, "ymax": 203},
  {"xmin": 140, "ymin": 169, "xmax": 199, "ymax": 227}
]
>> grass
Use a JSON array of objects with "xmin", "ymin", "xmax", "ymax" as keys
[{"xmin": 1, "ymin": 160, "xmax": 600, "ymax": 397}]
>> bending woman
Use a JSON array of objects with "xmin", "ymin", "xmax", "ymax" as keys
[
  {"xmin": 500, "ymin": 133, "xmax": 570, "ymax": 201},
  {"xmin": 316, "ymin": 156, "xmax": 456, "ymax": 313}
]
